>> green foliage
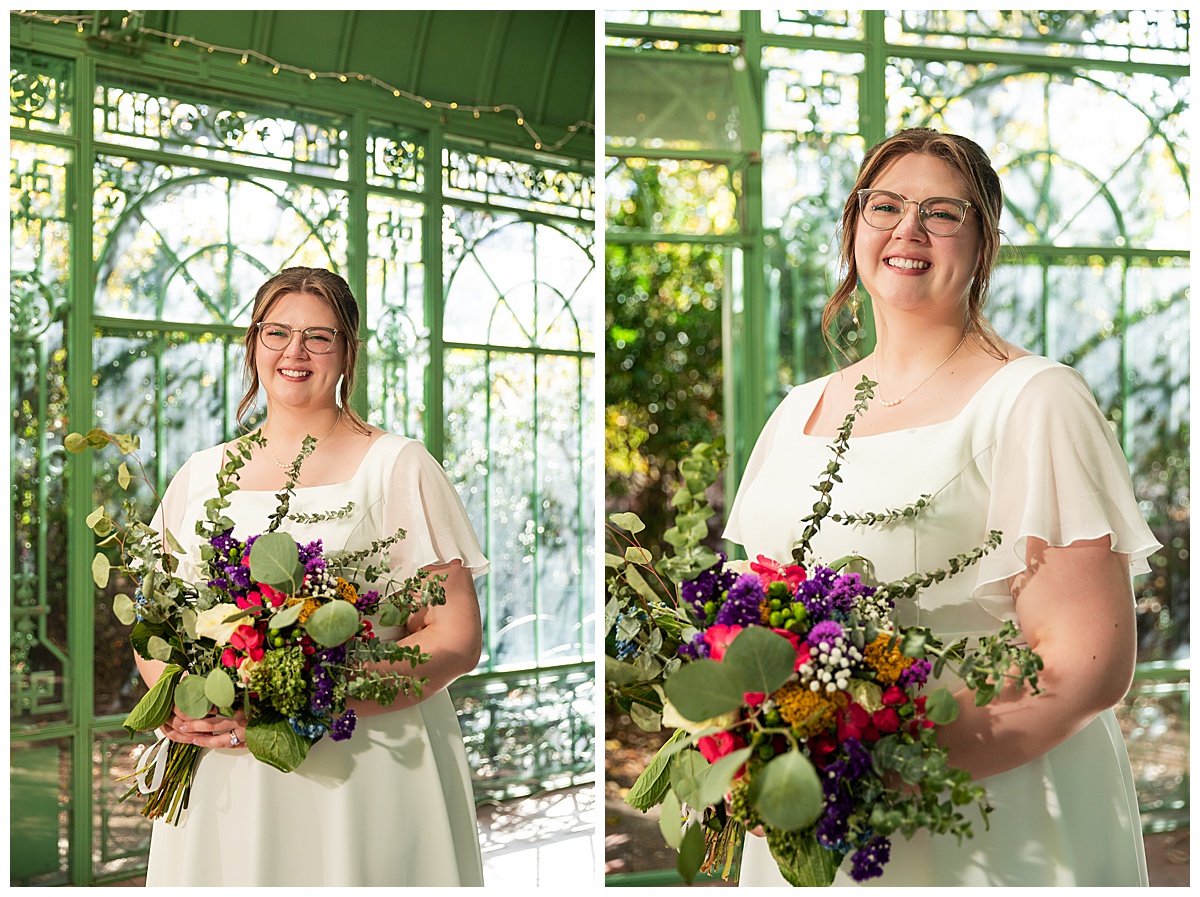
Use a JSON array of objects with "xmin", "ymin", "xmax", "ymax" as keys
[
  {"xmin": 246, "ymin": 712, "xmax": 312, "ymax": 773},
  {"xmin": 122, "ymin": 664, "xmax": 182, "ymax": 736}
]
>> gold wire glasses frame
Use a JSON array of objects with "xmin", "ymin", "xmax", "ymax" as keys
[
  {"xmin": 856, "ymin": 189, "xmax": 974, "ymax": 236},
  {"xmin": 256, "ymin": 322, "xmax": 341, "ymax": 354}
]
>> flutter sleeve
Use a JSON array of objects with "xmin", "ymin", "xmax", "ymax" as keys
[
  {"xmin": 973, "ymin": 363, "xmax": 1160, "ymax": 605},
  {"xmin": 723, "ymin": 391, "xmax": 788, "ymax": 547},
  {"xmin": 381, "ymin": 440, "xmax": 490, "ymax": 580}
]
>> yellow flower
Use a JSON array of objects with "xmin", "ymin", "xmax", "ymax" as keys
[
  {"xmin": 774, "ymin": 681, "xmax": 847, "ymax": 738},
  {"xmin": 335, "ymin": 578, "xmax": 358, "ymax": 603},
  {"xmin": 287, "ymin": 596, "xmax": 321, "ymax": 624},
  {"xmin": 864, "ymin": 633, "xmax": 914, "ymax": 685}
]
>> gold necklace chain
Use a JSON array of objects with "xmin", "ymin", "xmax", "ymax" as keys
[
  {"xmin": 264, "ymin": 408, "xmax": 344, "ymax": 470},
  {"xmin": 872, "ymin": 334, "xmax": 968, "ymax": 408}
]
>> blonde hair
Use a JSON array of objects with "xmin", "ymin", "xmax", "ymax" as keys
[
  {"xmin": 236, "ymin": 267, "xmax": 369, "ymax": 433},
  {"xmin": 824, "ymin": 128, "xmax": 1007, "ymax": 359}
]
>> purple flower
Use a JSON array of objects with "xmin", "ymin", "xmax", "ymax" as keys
[
  {"xmin": 796, "ymin": 567, "xmax": 879, "ymax": 622},
  {"xmin": 898, "ymin": 659, "xmax": 931, "ymax": 689},
  {"xmin": 680, "ymin": 557, "xmax": 737, "ymax": 620},
  {"xmin": 330, "ymin": 709, "xmax": 356, "ymax": 741},
  {"xmin": 715, "ymin": 574, "xmax": 765, "ymax": 628},
  {"xmin": 849, "ymin": 836, "xmax": 891, "ymax": 881},
  {"xmin": 678, "ymin": 631, "xmax": 711, "ymax": 660},
  {"xmin": 807, "ymin": 620, "xmax": 844, "ymax": 647}
]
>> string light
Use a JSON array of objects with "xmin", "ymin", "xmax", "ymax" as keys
[{"xmin": 12, "ymin": 10, "xmax": 593, "ymax": 153}]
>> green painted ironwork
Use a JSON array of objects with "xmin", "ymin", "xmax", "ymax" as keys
[
  {"xmin": 10, "ymin": 17, "xmax": 594, "ymax": 885},
  {"xmin": 603, "ymin": 8, "xmax": 1190, "ymax": 859}
]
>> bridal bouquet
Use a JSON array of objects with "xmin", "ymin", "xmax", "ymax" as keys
[
  {"xmin": 69, "ymin": 428, "xmax": 446, "ymax": 824},
  {"xmin": 605, "ymin": 377, "xmax": 1043, "ymax": 885}
]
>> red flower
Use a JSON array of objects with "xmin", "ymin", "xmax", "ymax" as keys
[
  {"xmin": 230, "ymin": 624, "xmax": 266, "ymax": 661},
  {"xmin": 235, "ymin": 590, "xmax": 263, "ymax": 610},
  {"xmin": 259, "ymin": 583, "xmax": 287, "ymax": 607},
  {"xmin": 744, "ymin": 691, "xmax": 766, "ymax": 708},
  {"xmin": 750, "ymin": 554, "xmax": 807, "ymax": 590},
  {"xmin": 698, "ymin": 730, "xmax": 746, "ymax": 764},
  {"xmin": 703, "ymin": 624, "xmax": 743, "ymax": 661},
  {"xmin": 839, "ymin": 702, "xmax": 880, "ymax": 742},
  {"xmin": 881, "ymin": 686, "xmax": 908, "ymax": 707},
  {"xmin": 807, "ymin": 733, "xmax": 839, "ymax": 767},
  {"xmin": 872, "ymin": 707, "xmax": 901, "ymax": 734},
  {"xmin": 220, "ymin": 647, "xmax": 238, "ymax": 668}
]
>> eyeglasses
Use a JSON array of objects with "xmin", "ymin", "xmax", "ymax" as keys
[
  {"xmin": 256, "ymin": 322, "xmax": 341, "ymax": 354},
  {"xmin": 856, "ymin": 189, "xmax": 974, "ymax": 236}
]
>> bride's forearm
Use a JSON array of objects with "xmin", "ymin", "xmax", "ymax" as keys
[{"xmin": 345, "ymin": 627, "xmax": 480, "ymax": 716}]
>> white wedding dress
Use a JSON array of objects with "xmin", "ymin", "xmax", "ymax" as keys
[
  {"xmin": 145, "ymin": 433, "xmax": 488, "ymax": 886},
  {"xmin": 725, "ymin": 355, "xmax": 1158, "ymax": 887}
]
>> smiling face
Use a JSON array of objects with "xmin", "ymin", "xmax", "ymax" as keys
[
  {"xmin": 252, "ymin": 291, "xmax": 347, "ymax": 413},
  {"xmin": 853, "ymin": 153, "xmax": 983, "ymax": 322}
]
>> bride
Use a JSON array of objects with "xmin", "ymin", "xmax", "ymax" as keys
[
  {"xmin": 726, "ymin": 129, "xmax": 1158, "ymax": 886},
  {"xmin": 137, "ymin": 267, "xmax": 488, "ymax": 886}
]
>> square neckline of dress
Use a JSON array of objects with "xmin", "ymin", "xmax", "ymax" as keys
[
  {"xmin": 801, "ymin": 354, "xmax": 1042, "ymax": 440},
  {"xmin": 219, "ymin": 432, "xmax": 391, "ymax": 493}
]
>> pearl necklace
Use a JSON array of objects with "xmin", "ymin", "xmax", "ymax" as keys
[
  {"xmin": 872, "ymin": 334, "xmax": 968, "ymax": 408},
  {"xmin": 264, "ymin": 408, "xmax": 344, "ymax": 470}
]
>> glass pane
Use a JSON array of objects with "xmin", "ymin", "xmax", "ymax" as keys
[
  {"xmin": 536, "ymin": 354, "xmax": 589, "ymax": 664},
  {"xmin": 93, "ymin": 730, "xmax": 154, "ymax": 880},
  {"xmin": 606, "ymin": 158, "xmax": 739, "ymax": 236},
  {"xmin": 10, "ymin": 738, "xmax": 71, "ymax": 884},
  {"xmin": 887, "ymin": 61, "xmax": 1189, "ymax": 251},
  {"xmin": 93, "ymin": 156, "xmax": 349, "ymax": 323},
  {"xmin": 366, "ymin": 193, "xmax": 427, "ymax": 437},
  {"xmin": 11, "ymin": 139, "xmax": 72, "ymax": 727},
  {"xmin": 606, "ymin": 53, "xmax": 743, "ymax": 153},
  {"xmin": 443, "ymin": 210, "xmax": 595, "ymax": 352},
  {"xmin": 10, "ymin": 49, "xmax": 73, "ymax": 135},
  {"xmin": 94, "ymin": 75, "xmax": 350, "ymax": 178}
]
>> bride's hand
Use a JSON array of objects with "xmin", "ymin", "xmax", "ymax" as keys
[{"xmin": 162, "ymin": 708, "xmax": 249, "ymax": 749}]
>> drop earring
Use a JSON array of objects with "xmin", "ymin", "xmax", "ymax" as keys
[{"xmin": 851, "ymin": 295, "xmax": 860, "ymax": 328}]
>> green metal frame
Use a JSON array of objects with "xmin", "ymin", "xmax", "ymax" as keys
[{"xmin": 11, "ymin": 16, "xmax": 594, "ymax": 886}]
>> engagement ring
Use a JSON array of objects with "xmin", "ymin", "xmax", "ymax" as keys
[{"xmin": 229, "ymin": 731, "xmax": 239, "ymax": 746}]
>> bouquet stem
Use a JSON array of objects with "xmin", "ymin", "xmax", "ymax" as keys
[{"xmin": 121, "ymin": 741, "xmax": 203, "ymax": 826}]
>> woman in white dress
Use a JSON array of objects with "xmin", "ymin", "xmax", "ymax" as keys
[
  {"xmin": 726, "ymin": 129, "xmax": 1159, "ymax": 886},
  {"xmin": 137, "ymin": 267, "xmax": 487, "ymax": 886}
]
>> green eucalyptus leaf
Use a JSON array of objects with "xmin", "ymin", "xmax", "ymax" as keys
[
  {"xmin": 629, "ymin": 701, "xmax": 662, "ymax": 732},
  {"xmin": 147, "ymin": 635, "xmax": 173, "ymax": 663},
  {"xmin": 64, "ymin": 432, "xmax": 89, "ymax": 454},
  {"xmin": 624, "ymin": 546, "xmax": 653, "ymax": 565},
  {"xmin": 668, "ymin": 748, "xmax": 710, "ymax": 810},
  {"xmin": 268, "ymin": 601, "xmax": 305, "ymax": 630},
  {"xmin": 91, "ymin": 552, "xmax": 111, "ymax": 588},
  {"xmin": 722, "ymin": 627, "xmax": 796, "ymax": 696},
  {"xmin": 677, "ymin": 821, "xmax": 705, "ymax": 885},
  {"xmin": 605, "ymin": 656, "xmax": 646, "ymax": 687},
  {"xmin": 181, "ymin": 607, "xmax": 198, "ymax": 640},
  {"xmin": 924, "ymin": 687, "xmax": 960, "ymax": 725},
  {"xmin": 248, "ymin": 531, "xmax": 302, "ymax": 590},
  {"xmin": 204, "ymin": 668, "xmax": 237, "ymax": 708},
  {"xmin": 117, "ymin": 462, "xmax": 131, "ymax": 490},
  {"xmin": 604, "ymin": 552, "xmax": 626, "ymax": 568},
  {"xmin": 622, "ymin": 564, "xmax": 661, "ymax": 604},
  {"xmin": 609, "ymin": 512, "xmax": 646, "ymax": 534},
  {"xmin": 377, "ymin": 603, "xmax": 403, "ymax": 627},
  {"xmin": 662, "ymin": 659, "xmax": 747, "ymax": 722},
  {"xmin": 174, "ymin": 673, "xmax": 212, "ymax": 718},
  {"xmin": 658, "ymin": 789, "xmax": 684, "ymax": 849},
  {"xmin": 695, "ymin": 746, "xmax": 753, "ymax": 807},
  {"xmin": 304, "ymin": 599, "xmax": 359, "ymax": 647},
  {"xmin": 86, "ymin": 505, "xmax": 107, "ymax": 528},
  {"xmin": 751, "ymin": 751, "xmax": 823, "ymax": 832},
  {"xmin": 112, "ymin": 593, "xmax": 137, "ymax": 626}
]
